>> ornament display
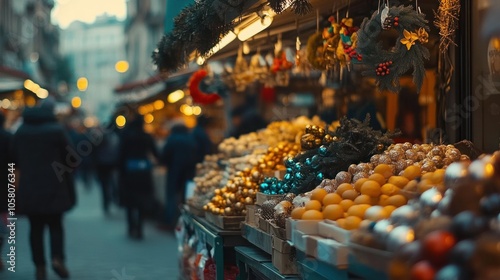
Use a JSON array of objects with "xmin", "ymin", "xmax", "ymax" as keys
[
  {"xmin": 204, "ymin": 168, "xmax": 260, "ymax": 216},
  {"xmin": 262, "ymin": 116, "xmax": 395, "ymax": 195},
  {"xmin": 336, "ymin": 16, "xmax": 361, "ymax": 69},
  {"xmin": 189, "ymin": 154, "xmax": 226, "ymax": 210},
  {"xmin": 357, "ymin": 5, "xmax": 430, "ymax": 92}
]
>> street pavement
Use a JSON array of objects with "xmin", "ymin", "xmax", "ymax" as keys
[{"xmin": 1, "ymin": 180, "xmax": 180, "ymax": 280}]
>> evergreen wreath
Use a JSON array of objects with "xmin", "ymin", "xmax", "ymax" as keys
[{"xmin": 357, "ymin": 5, "xmax": 430, "ymax": 92}]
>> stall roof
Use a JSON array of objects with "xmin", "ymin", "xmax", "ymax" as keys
[{"xmin": 0, "ymin": 66, "xmax": 31, "ymax": 93}]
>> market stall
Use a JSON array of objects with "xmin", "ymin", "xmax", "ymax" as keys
[{"xmin": 148, "ymin": 0, "xmax": 500, "ymax": 279}]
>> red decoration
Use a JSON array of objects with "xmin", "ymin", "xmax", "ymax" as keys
[
  {"xmin": 261, "ymin": 86, "xmax": 276, "ymax": 103},
  {"xmin": 271, "ymin": 50, "xmax": 293, "ymax": 73},
  {"xmin": 188, "ymin": 69, "xmax": 221, "ymax": 105},
  {"xmin": 422, "ymin": 230, "xmax": 456, "ymax": 267}
]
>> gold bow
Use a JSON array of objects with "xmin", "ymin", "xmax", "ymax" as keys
[
  {"xmin": 417, "ymin": 28, "xmax": 429, "ymax": 44},
  {"xmin": 400, "ymin": 29, "xmax": 419, "ymax": 50}
]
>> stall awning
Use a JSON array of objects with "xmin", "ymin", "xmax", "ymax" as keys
[
  {"xmin": 114, "ymin": 67, "xmax": 197, "ymax": 104},
  {"xmin": 0, "ymin": 66, "xmax": 30, "ymax": 93}
]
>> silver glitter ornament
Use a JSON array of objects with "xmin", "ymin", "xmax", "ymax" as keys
[
  {"xmin": 379, "ymin": 154, "xmax": 392, "ymax": 164},
  {"xmin": 444, "ymin": 162, "xmax": 469, "ymax": 189},
  {"xmin": 420, "ymin": 188, "xmax": 443, "ymax": 215},
  {"xmin": 402, "ymin": 142, "xmax": 413, "ymax": 150},
  {"xmin": 405, "ymin": 149, "xmax": 418, "ymax": 162},
  {"xmin": 421, "ymin": 161, "xmax": 436, "ymax": 172},
  {"xmin": 432, "ymin": 156, "xmax": 443, "ymax": 168},
  {"xmin": 390, "ymin": 205, "xmax": 419, "ymax": 225},
  {"xmin": 373, "ymin": 219, "xmax": 394, "ymax": 240},
  {"xmin": 348, "ymin": 164, "xmax": 357, "ymax": 174},
  {"xmin": 353, "ymin": 172, "xmax": 369, "ymax": 183},
  {"xmin": 386, "ymin": 226, "xmax": 415, "ymax": 252},
  {"xmin": 335, "ymin": 171, "xmax": 352, "ymax": 185},
  {"xmin": 357, "ymin": 163, "xmax": 372, "ymax": 174},
  {"xmin": 389, "ymin": 148, "xmax": 405, "ymax": 162},
  {"xmin": 469, "ymin": 159, "xmax": 495, "ymax": 181},
  {"xmin": 445, "ymin": 148, "xmax": 461, "ymax": 162},
  {"xmin": 395, "ymin": 160, "xmax": 408, "ymax": 174},
  {"xmin": 437, "ymin": 191, "xmax": 452, "ymax": 214},
  {"xmin": 371, "ymin": 154, "xmax": 381, "ymax": 165}
]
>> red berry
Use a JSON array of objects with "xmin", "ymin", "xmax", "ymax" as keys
[
  {"xmin": 381, "ymin": 72, "xmax": 386, "ymax": 76},
  {"xmin": 389, "ymin": 61, "xmax": 393, "ymax": 65},
  {"xmin": 387, "ymin": 69, "xmax": 390, "ymax": 74},
  {"xmin": 394, "ymin": 17, "xmax": 399, "ymax": 21},
  {"xmin": 394, "ymin": 22, "xmax": 399, "ymax": 27},
  {"xmin": 383, "ymin": 66, "xmax": 387, "ymax": 70}
]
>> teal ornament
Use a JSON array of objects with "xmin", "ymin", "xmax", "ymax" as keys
[
  {"xmin": 295, "ymin": 162, "xmax": 302, "ymax": 170},
  {"xmin": 316, "ymin": 172, "xmax": 324, "ymax": 181},
  {"xmin": 305, "ymin": 158, "xmax": 312, "ymax": 166},
  {"xmin": 285, "ymin": 158, "xmax": 295, "ymax": 168},
  {"xmin": 295, "ymin": 172, "xmax": 304, "ymax": 179},
  {"xmin": 311, "ymin": 155, "xmax": 320, "ymax": 167},
  {"xmin": 260, "ymin": 182, "xmax": 269, "ymax": 190},
  {"xmin": 284, "ymin": 173, "xmax": 292, "ymax": 180},
  {"xmin": 286, "ymin": 168, "xmax": 293, "ymax": 173},
  {"xmin": 319, "ymin": 145, "xmax": 328, "ymax": 156}
]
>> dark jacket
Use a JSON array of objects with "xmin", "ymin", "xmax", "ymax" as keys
[
  {"xmin": 0, "ymin": 126, "xmax": 12, "ymax": 212},
  {"xmin": 11, "ymin": 107, "xmax": 76, "ymax": 215},
  {"xmin": 192, "ymin": 125, "xmax": 213, "ymax": 164},
  {"xmin": 118, "ymin": 118, "xmax": 159, "ymax": 207},
  {"xmin": 161, "ymin": 124, "xmax": 197, "ymax": 193}
]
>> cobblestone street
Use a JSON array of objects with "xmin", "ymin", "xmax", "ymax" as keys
[{"xmin": 1, "ymin": 181, "xmax": 179, "ymax": 280}]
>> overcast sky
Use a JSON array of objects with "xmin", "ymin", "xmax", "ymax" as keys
[{"xmin": 51, "ymin": 0, "xmax": 127, "ymax": 29}]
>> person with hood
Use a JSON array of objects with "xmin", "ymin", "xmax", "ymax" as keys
[
  {"xmin": 117, "ymin": 114, "xmax": 159, "ymax": 239},
  {"xmin": 160, "ymin": 123, "xmax": 197, "ymax": 230},
  {"xmin": 11, "ymin": 98, "xmax": 75, "ymax": 280},
  {"xmin": 0, "ymin": 111, "xmax": 12, "ymax": 271}
]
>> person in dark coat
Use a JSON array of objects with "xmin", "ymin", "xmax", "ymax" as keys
[
  {"xmin": 192, "ymin": 115, "xmax": 214, "ymax": 164},
  {"xmin": 0, "ymin": 111, "xmax": 12, "ymax": 271},
  {"xmin": 160, "ymin": 124, "xmax": 197, "ymax": 229},
  {"xmin": 118, "ymin": 115, "xmax": 159, "ymax": 239},
  {"xmin": 94, "ymin": 123, "xmax": 120, "ymax": 214},
  {"xmin": 11, "ymin": 101, "xmax": 75, "ymax": 280}
]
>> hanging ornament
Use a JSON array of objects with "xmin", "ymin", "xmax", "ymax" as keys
[
  {"xmin": 233, "ymin": 45, "xmax": 253, "ymax": 92},
  {"xmin": 249, "ymin": 47, "xmax": 269, "ymax": 82},
  {"xmin": 272, "ymin": 50, "xmax": 293, "ymax": 86},
  {"xmin": 188, "ymin": 69, "xmax": 222, "ymax": 105},
  {"xmin": 336, "ymin": 16, "xmax": 361, "ymax": 71},
  {"xmin": 357, "ymin": 5, "xmax": 430, "ymax": 92}
]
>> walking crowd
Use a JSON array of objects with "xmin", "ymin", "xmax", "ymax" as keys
[{"xmin": 0, "ymin": 98, "xmax": 213, "ymax": 280}]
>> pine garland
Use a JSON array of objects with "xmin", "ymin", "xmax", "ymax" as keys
[
  {"xmin": 153, "ymin": 0, "xmax": 314, "ymax": 72},
  {"xmin": 357, "ymin": 5, "xmax": 430, "ymax": 93}
]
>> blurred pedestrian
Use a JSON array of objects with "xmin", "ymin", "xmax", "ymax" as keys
[
  {"xmin": 229, "ymin": 105, "xmax": 267, "ymax": 138},
  {"xmin": 118, "ymin": 114, "xmax": 159, "ymax": 240},
  {"xmin": 11, "ymin": 99, "xmax": 76, "ymax": 280},
  {"xmin": 0, "ymin": 111, "xmax": 12, "ymax": 271},
  {"xmin": 94, "ymin": 123, "xmax": 120, "ymax": 215},
  {"xmin": 192, "ymin": 115, "xmax": 214, "ymax": 164},
  {"xmin": 160, "ymin": 123, "xmax": 197, "ymax": 230},
  {"xmin": 66, "ymin": 119, "xmax": 94, "ymax": 189}
]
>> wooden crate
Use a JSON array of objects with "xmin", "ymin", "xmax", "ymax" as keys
[
  {"xmin": 205, "ymin": 212, "xmax": 245, "ymax": 230},
  {"xmin": 186, "ymin": 204, "xmax": 205, "ymax": 217},
  {"xmin": 269, "ymin": 222, "xmax": 287, "ymax": 240},
  {"xmin": 256, "ymin": 192, "xmax": 283, "ymax": 206}
]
